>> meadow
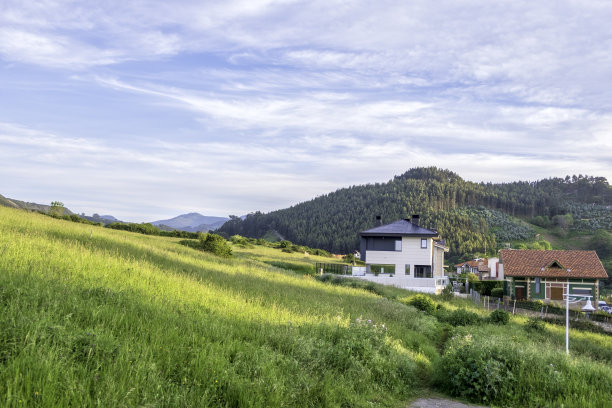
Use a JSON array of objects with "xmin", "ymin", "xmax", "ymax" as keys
[{"xmin": 1, "ymin": 206, "xmax": 611, "ymax": 407}]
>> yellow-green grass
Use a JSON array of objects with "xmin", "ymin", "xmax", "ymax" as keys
[
  {"xmin": 0, "ymin": 207, "xmax": 436, "ymax": 407},
  {"xmin": 231, "ymin": 243, "xmax": 345, "ymax": 276},
  {"xmin": 2, "ymin": 206, "xmax": 611, "ymax": 407}
]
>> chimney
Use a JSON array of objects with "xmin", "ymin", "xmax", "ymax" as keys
[
  {"xmin": 375, "ymin": 215, "xmax": 382, "ymax": 226},
  {"xmin": 411, "ymin": 214, "xmax": 420, "ymax": 226}
]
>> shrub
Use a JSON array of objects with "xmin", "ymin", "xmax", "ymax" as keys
[
  {"xmin": 441, "ymin": 308, "xmax": 481, "ymax": 326},
  {"xmin": 491, "ymin": 288, "xmax": 504, "ymax": 298},
  {"xmin": 440, "ymin": 283, "xmax": 454, "ymax": 301},
  {"xmin": 525, "ymin": 317, "xmax": 546, "ymax": 332},
  {"xmin": 434, "ymin": 335, "xmax": 516, "ymax": 404},
  {"xmin": 489, "ymin": 309, "xmax": 509, "ymax": 325},
  {"xmin": 404, "ymin": 294, "xmax": 436, "ymax": 314},
  {"xmin": 478, "ymin": 281, "xmax": 501, "ymax": 296},
  {"xmin": 435, "ymin": 331, "xmax": 612, "ymax": 406},
  {"xmin": 200, "ymin": 233, "xmax": 233, "ymax": 257},
  {"xmin": 278, "ymin": 240, "xmax": 292, "ymax": 249}
]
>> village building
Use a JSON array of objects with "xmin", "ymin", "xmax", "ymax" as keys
[
  {"xmin": 499, "ymin": 249, "xmax": 607, "ymax": 307},
  {"xmin": 353, "ymin": 215, "xmax": 449, "ymax": 293}
]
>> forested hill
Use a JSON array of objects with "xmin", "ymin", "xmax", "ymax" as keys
[{"xmin": 218, "ymin": 167, "xmax": 611, "ymax": 262}]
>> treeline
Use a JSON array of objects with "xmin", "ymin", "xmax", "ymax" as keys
[
  {"xmin": 218, "ymin": 167, "xmax": 611, "ymax": 261},
  {"xmin": 106, "ymin": 222, "xmax": 199, "ymax": 238}
]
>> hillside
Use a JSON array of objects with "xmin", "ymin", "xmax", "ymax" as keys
[
  {"xmin": 0, "ymin": 194, "xmax": 74, "ymax": 215},
  {"xmin": 218, "ymin": 167, "xmax": 612, "ymax": 263},
  {"xmin": 1, "ymin": 206, "xmax": 611, "ymax": 407},
  {"xmin": 0, "ymin": 206, "xmax": 428, "ymax": 406}
]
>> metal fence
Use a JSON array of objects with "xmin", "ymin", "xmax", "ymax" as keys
[
  {"xmin": 315, "ymin": 263, "xmax": 351, "ymax": 275},
  {"xmin": 469, "ymin": 290, "xmax": 612, "ymax": 326}
]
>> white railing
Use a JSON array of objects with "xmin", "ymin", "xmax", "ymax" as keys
[{"xmin": 351, "ymin": 266, "xmax": 367, "ymax": 276}]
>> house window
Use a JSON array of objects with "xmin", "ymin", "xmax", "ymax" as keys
[
  {"xmin": 421, "ymin": 239, "xmax": 427, "ymax": 248},
  {"xmin": 405, "ymin": 264, "xmax": 411, "ymax": 275},
  {"xmin": 414, "ymin": 265, "xmax": 432, "ymax": 278},
  {"xmin": 369, "ymin": 264, "xmax": 395, "ymax": 275},
  {"xmin": 572, "ymin": 287, "xmax": 592, "ymax": 296},
  {"xmin": 366, "ymin": 237, "xmax": 402, "ymax": 251},
  {"xmin": 535, "ymin": 278, "xmax": 541, "ymax": 294}
]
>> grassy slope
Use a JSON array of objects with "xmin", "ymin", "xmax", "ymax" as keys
[
  {"xmin": 1, "ymin": 207, "xmax": 611, "ymax": 407},
  {"xmin": 0, "ymin": 207, "xmax": 438, "ymax": 407},
  {"xmin": 0, "ymin": 194, "xmax": 19, "ymax": 209}
]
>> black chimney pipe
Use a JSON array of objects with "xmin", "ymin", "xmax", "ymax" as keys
[
  {"xmin": 376, "ymin": 215, "xmax": 382, "ymax": 226},
  {"xmin": 411, "ymin": 214, "xmax": 420, "ymax": 226}
]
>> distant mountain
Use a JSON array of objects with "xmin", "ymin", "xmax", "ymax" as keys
[
  {"xmin": 100, "ymin": 214, "xmax": 118, "ymax": 221},
  {"xmin": 0, "ymin": 194, "xmax": 74, "ymax": 215},
  {"xmin": 151, "ymin": 213, "xmax": 229, "ymax": 232},
  {"xmin": 81, "ymin": 213, "xmax": 122, "ymax": 225}
]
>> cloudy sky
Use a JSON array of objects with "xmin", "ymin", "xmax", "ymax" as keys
[{"xmin": 1, "ymin": 1, "xmax": 611, "ymax": 222}]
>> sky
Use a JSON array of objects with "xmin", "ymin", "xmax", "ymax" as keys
[{"xmin": 1, "ymin": 1, "xmax": 612, "ymax": 222}]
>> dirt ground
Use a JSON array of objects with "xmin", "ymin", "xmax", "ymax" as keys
[{"xmin": 409, "ymin": 397, "xmax": 488, "ymax": 408}]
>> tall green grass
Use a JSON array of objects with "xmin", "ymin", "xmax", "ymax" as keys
[
  {"xmin": 2, "ymin": 206, "xmax": 611, "ymax": 407},
  {"xmin": 0, "ymin": 207, "xmax": 435, "ymax": 407}
]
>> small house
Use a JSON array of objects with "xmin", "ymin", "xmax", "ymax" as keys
[
  {"xmin": 500, "ymin": 249, "xmax": 607, "ymax": 306},
  {"xmin": 455, "ymin": 257, "xmax": 501, "ymax": 280}
]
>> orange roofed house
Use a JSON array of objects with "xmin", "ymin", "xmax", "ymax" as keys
[{"xmin": 499, "ymin": 249, "xmax": 608, "ymax": 307}]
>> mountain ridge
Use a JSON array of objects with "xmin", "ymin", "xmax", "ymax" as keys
[
  {"xmin": 151, "ymin": 212, "xmax": 229, "ymax": 232},
  {"xmin": 217, "ymin": 167, "xmax": 612, "ymax": 263}
]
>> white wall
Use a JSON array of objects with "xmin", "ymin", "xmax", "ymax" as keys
[
  {"xmin": 349, "ymin": 273, "xmax": 449, "ymax": 294},
  {"xmin": 366, "ymin": 236, "xmax": 432, "ymax": 275},
  {"xmin": 488, "ymin": 257, "xmax": 500, "ymax": 278}
]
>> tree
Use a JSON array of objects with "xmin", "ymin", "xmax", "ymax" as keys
[
  {"xmin": 589, "ymin": 230, "xmax": 612, "ymax": 259},
  {"xmin": 49, "ymin": 201, "xmax": 65, "ymax": 217}
]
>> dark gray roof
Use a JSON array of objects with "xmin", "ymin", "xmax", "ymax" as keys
[{"xmin": 360, "ymin": 219, "xmax": 439, "ymax": 237}]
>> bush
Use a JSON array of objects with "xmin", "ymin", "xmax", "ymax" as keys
[
  {"xmin": 440, "ymin": 283, "xmax": 454, "ymax": 301},
  {"xmin": 525, "ymin": 317, "xmax": 546, "ymax": 332},
  {"xmin": 435, "ymin": 337, "xmax": 515, "ymax": 404},
  {"xmin": 438, "ymin": 308, "xmax": 481, "ymax": 326},
  {"xmin": 489, "ymin": 309, "xmax": 509, "ymax": 325},
  {"xmin": 180, "ymin": 234, "xmax": 233, "ymax": 257},
  {"xmin": 478, "ymin": 281, "xmax": 501, "ymax": 296},
  {"xmin": 404, "ymin": 294, "xmax": 436, "ymax": 314},
  {"xmin": 435, "ymin": 331, "xmax": 612, "ymax": 406},
  {"xmin": 200, "ymin": 233, "xmax": 233, "ymax": 257},
  {"xmin": 491, "ymin": 288, "xmax": 504, "ymax": 298}
]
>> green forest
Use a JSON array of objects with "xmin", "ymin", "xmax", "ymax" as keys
[{"xmin": 218, "ymin": 167, "xmax": 612, "ymax": 267}]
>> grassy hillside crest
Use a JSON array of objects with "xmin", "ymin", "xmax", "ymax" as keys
[{"xmin": 1, "ymin": 206, "xmax": 611, "ymax": 407}]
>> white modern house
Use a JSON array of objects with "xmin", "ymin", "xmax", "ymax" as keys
[{"xmin": 353, "ymin": 215, "xmax": 450, "ymax": 293}]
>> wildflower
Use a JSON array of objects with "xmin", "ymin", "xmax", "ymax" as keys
[
  {"xmin": 367, "ymin": 319, "xmax": 372, "ymax": 324},
  {"xmin": 355, "ymin": 318, "xmax": 360, "ymax": 323}
]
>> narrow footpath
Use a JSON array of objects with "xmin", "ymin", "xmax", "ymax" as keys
[{"xmin": 409, "ymin": 398, "xmax": 488, "ymax": 408}]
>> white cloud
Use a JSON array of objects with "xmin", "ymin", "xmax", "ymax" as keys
[{"xmin": 1, "ymin": 1, "xmax": 612, "ymax": 221}]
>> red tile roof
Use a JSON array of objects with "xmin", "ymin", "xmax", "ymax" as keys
[
  {"xmin": 500, "ymin": 250, "xmax": 608, "ymax": 279},
  {"xmin": 455, "ymin": 258, "xmax": 490, "ymax": 272}
]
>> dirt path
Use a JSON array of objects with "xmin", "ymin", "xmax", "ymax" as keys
[{"xmin": 409, "ymin": 397, "xmax": 488, "ymax": 408}]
